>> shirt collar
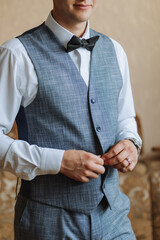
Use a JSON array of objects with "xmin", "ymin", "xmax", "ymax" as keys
[{"xmin": 45, "ymin": 11, "xmax": 90, "ymax": 49}]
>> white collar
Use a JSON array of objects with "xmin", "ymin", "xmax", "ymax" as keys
[{"xmin": 45, "ymin": 12, "xmax": 90, "ymax": 49}]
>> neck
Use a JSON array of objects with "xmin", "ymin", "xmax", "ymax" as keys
[{"xmin": 52, "ymin": 10, "xmax": 87, "ymax": 37}]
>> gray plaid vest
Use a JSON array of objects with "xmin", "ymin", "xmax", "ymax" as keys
[{"xmin": 17, "ymin": 24, "xmax": 123, "ymax": 214}]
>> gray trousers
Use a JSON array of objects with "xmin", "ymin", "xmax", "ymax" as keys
[{"xmin": 14, "ymin": 194, "xmax": 136, "ymax": 240}]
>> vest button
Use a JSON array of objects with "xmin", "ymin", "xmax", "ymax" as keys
[
  {"xmin": 96, "ymin": 126, "xmax": 101, "ymax": 132},
  {"xmin": 91, "ymin": 99, "xmax": 96, "ymax": 104}
]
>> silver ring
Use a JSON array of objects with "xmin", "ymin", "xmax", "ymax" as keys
[{"xmin": 127, "ymin": 159, "xmax": 132, "ymax": 164}]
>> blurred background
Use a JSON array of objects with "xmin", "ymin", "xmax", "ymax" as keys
[{"xmin": 0, "ymin": 0, "xmax": 160, "ymax": 239}]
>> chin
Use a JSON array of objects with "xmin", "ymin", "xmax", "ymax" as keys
[{"xmin": 75, "ymin": 13, "xmax": 92, "ymax": 22}]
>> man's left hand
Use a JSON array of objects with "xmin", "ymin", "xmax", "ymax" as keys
[{"xmin": 101, "ymin": 140, "xmax": 138, "ymax": 173}]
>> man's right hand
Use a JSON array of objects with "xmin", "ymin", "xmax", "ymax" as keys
[{"xmin": 60, "ymin": 150, "xmax": 105, "ymax": 183}]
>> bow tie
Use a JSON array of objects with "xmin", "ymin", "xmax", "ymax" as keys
[{"xmin": 67, "ymin": 35, "xmax": 99, "ymax": 52}]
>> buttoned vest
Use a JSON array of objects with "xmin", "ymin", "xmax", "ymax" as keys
[{"xmin": 17, "ymin": 24, "xmax": 123, "ymax": 214}]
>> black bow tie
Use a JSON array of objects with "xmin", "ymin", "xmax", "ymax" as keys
[{"xmin": 67, "ymin": 35, "xmax": 99, "ymax": 52}]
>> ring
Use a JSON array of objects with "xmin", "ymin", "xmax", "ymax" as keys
[{"xmin": 127, "ymin": 159, "xmax": 132, "ymax": 164}]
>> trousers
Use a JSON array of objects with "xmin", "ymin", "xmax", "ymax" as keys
[{"xmin": 14, "ymin": 194, "xmax": 136, "ymax": 240}]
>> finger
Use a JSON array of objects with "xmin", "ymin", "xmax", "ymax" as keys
[
  {"xmin": 84, "ymin": 170, "xmax": 99, "ymax": 179},
  {"xmin": 79, "ymin": 176, "xmax": 90, "ymax": 183},
  {"xmin": 126, "ymin": 159, "xmax": 137, "ymax": 172},
  {"xmin": 86, "ymin": 153, "xmax": 104, "ymax": 165},
  {"xmin": 63, "ymin": 171, "xmax": 90, "ymax": 183},
  {"xmin": 93, "ymin": 165, "xmax": 105, "ymax": 175},
  {"xmin": 113, "ymin": 159, "xmax": 129, "ymax": 170},
  {"xmin": 102, "ymin": 142, "xmax": 124, "ymax": 160},
  {"xmin": 85, "ymin": 162, "xmax": 105, "ymax": 175},
  {"xmin": 119, "ymin": 159, "xmax": 137, "ymax": 173},
  {"xmin": 104, "ymin": 150, "xmax": 128, "ymax": 166},
  {"xmin": 93, "ymin": 156, "xmax": 104, "ymax": 165}
]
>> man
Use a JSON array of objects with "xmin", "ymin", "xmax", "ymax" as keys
[{"xmin": 0, "ymin": 0, "xmax": 142, "ymax": 239}]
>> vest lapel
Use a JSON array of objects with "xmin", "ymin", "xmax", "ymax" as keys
[{"xmin": 44, "ymin": 25, "xmax": 88, "ymax": 91}]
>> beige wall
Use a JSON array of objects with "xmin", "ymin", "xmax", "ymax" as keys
[{"xmin": 0, "ymin": 0, "xmax": 160, "ymax": 156}]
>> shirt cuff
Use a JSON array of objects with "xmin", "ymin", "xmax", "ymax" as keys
[{"xmin": 40, "ymin": 148, "xmax": 65, "ymax": 175}]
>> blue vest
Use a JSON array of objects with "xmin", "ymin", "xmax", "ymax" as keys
[{"xmin": 17, "ymin": 24, "xmax": 123, "ymax": 214}]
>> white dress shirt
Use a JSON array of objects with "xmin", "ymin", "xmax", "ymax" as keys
[{"xmin": 0, "ymin": 12, "xmax": 141, "ymax": 180}]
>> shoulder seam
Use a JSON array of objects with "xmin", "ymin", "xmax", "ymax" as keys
[{"xmin": 0, "ymin": 39, "xmax": 23, "ymax": 57}]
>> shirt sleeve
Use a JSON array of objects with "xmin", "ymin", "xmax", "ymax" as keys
[
  {"xmin": 111, "ymin": 39, "xmax": 142, "ymax": 147},
  {"xmin": 0, "ymin": 39, "xmax": 64, "ymax": 180}
]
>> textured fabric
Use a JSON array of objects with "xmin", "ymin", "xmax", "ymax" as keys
[
  {"xmin": 14, "ymin": 195, "xmax": 136, "ymax": 240},
  {"xmin": 16, "ymin": 23, "xmax": 124, "ymax": 214}
]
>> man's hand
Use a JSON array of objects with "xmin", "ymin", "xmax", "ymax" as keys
[
  {"xmin": 101, "ymin": 140, "xmax": 138, "ymax": 173},
  {"xmin": 60, "ymin": 150, "xmax": 105, "ymax": 182}
]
